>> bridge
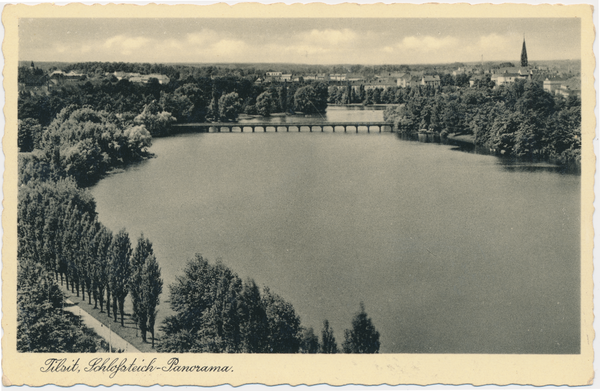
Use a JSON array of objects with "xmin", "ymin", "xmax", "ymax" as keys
[{"xmin": 172, "ymin": 121, "xmax": 393, "ymax": 133}]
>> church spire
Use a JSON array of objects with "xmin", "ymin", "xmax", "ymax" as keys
[{"xmin": 520, "ymin": 35, "xmax": 528, "ymax": 67}]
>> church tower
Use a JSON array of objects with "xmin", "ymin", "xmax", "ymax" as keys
[{"xmin": 520, "ymin": 36, "xmax": 528, "ymax": 67}]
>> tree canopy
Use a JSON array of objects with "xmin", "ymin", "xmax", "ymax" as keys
[
  {"xmin": 342, "ymin": 303, "xmax": 381, "ymax": 353},
  {"xmin": 158, "ymin": 255, "xmax": 303, "ymax": 353}
]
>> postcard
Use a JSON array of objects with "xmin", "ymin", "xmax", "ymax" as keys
[{"xmin": 2, "ymin": 2, "xmax": 595, "ymax": 387}]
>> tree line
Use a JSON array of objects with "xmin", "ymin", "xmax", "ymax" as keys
[
  {"xmin": 18, "ymin": 174, "xmax": 164, "ymax": 349},
  {"xmin": 383, "ymin": 80, "xmax": 581, "ymax": 165},
  {"xmin": 19, "ymin": 68, "xmax": 331, "ymax": 140},
  {"xmin": 28, "ymin": 61, "xmax": 416, "ymax": 82},
  {"xmin": 157, "ymin": 255, "xmax": 380, "ymax": 353}
]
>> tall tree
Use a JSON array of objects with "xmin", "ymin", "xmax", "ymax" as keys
[
  {"xmin": 130, "ymin": 234, "xmax": 154, "ymax": 341},
  {"xmin": 108, "ymin": 229, "xmax": 132, "ymax": 326},
  {"xmin": 262, "ymin": 287, "xmax": 302, "ymax": 353},
  {"xmin": 18, "ymin": 118, "xmax": 42, "ymax": 152},
  {"xmin": 92, "ymin": 225, "xmax": 112, "ymax": 312},
  {"xmin": 141, "ymin": 254, "xmax": 162, "ymax": 348},
  {"xmin": 300, "ymin": 327, "xmax": 320, "ymax": 353},
  {"xmin": 80, "ymin": 219, "xmax": 98, "ymax": 304},
  {"xmin": 320, "ymin": 319, "xmax": 338, "ymax": 353},
  {"xmin": 238, "ymin": 279, "xmax": 269, "ymax": 353},
  {"xmin": 278, "ymin": 86, "xmax": 288, "ymax": 113},
  {"xmin": 342, "ymin": 302, "xmax": 380, "ymax": 353}
]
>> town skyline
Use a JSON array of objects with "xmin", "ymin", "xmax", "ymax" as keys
[{"xmin": 20, "ymin": 18, "xmax": 580, "ymax": 65}]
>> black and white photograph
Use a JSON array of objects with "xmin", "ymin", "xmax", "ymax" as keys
[{"xmin": 4, "ymin": 2, "xmax": 595, "ymax": 387}]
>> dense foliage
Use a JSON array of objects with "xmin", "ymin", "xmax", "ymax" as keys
[
  {"xmin": 383, "ymin": 80, "xmax": 581, "ymax": 165},
  {"xmin": 17, "ymin": 169, "xmax": 163, "ymax": 351},
  {"xmin": 19, "ymin": 69, "xmax": 331, "ymax": 136},
  {"xmin": 158, "ymin": 255, "xmax": 303, "ymax": 353},
  {"xmin": 158, "ymin": 255, "xmax": 376, "ymax": 353},
  {"xmin": 17, "ymin": 257, "xmax": 108, "ymax": 352},
  {"xmin": 294, "ymin": 82, "xmax": 328, "ymax": 115},
  {"xmin": 20, "ymin": 106, "xmax": 152, "ymax": 186}
]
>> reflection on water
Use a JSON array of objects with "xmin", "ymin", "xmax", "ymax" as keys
[
  {"xmin": 398, "ymin": 133, "xmax": 580, "ymax": 176},
  {"xmin": 92, "ymin": 122, "xmax": 580, "ymax": 354},
  {"xmin": 496, "ymin": 158, "xmax": 581, "ymax": 175}
]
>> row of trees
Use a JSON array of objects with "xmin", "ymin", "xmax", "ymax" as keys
[
  {"xmin": 383, "ymin": 80, "xmax": 581, "ymax": 165},
  {"xmin": 157, "ymin": 255, "xmax": 380, "ymax": 353},
  {"xmin": 17, "ymin": 175, "xmax": 164, "ymax": 349}
]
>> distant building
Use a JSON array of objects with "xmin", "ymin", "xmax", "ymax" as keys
[
  {"xmin": 51, "ymin": 70, "xmax": 85, "ymax": 80},
  {"xmin": 544, "ymin": 77, "xmax": 580, "ymax": 98},
  {"xmin": 493, "ymin": 67, "xmax": 532, "ymax": 76},
  {"xmin": 316, "ymin": 73, "xmax": 330, "ymax": 82},
  {"xmin": 114, "ymin": 71, "xmax": 141, "ymax": 80},
  {"xmin": 396, "ymin": 73, "xmax": 420, "ymax": 88},
  {"xmin": 346, "ymin": 73, "xmax": 364, "ymax": 82},
  {"xmin": 363, "ymin": 77, "xmax": 397, "ymax": 90},
  {"xmin": 65, "ymin": 71, "xmax": 85, "ymax": 80},
  {"xmin": 377, "ymin": 72, "xmax": 406, "ymax": 79},
  {"xmin": 304, "ymin": 73, "xmax": 329, "ymax": 82},
  {"xmin": 491, "ymin": 72, "xmax": 528, "ymax": 87},
  {"xmin": 421, "ymin": 75, "xmax": 441, "ymax": 87},
  {"xmin": 329, "ymin": 73, "xmax": 347, "ymax": 81},
  {"xmin": 469, "ymin": 75, "xmax": 487, "ymax": 87},
  {"xmin": 49, "ymin": 70, "xmax": 66, "ymax": 78},
  {"xmin": 128, "ymin": 73, "xmax": 170, "ymax": 84},
  {"xmin": 543, "ymin": 78, "xmax": 567, "ymax": 94},
  {"xmin": 266, "ymin": 72, "xmax": 282, "ymax": 77},
  {"xmin": 557, "ymin": 78, "xmax": 581, "ymax": 98}
]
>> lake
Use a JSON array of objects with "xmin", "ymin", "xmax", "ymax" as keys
[{"xmin": 90, "ymin": 107, "xmax": 580, "ymax": 353}]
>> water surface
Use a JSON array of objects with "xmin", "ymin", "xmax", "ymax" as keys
[{"xmin": 91, "ymin": 126, "xmax": 580, "ymax": 353}]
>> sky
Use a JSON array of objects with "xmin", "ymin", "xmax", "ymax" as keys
[{"xmin": 19, "ymin": 18, "xmax": 581, "ymax": 65}]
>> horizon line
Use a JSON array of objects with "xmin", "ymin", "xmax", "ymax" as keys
[{"xmin": 20, "ymin": 58, "xmax": 582, "ymax": 67}]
